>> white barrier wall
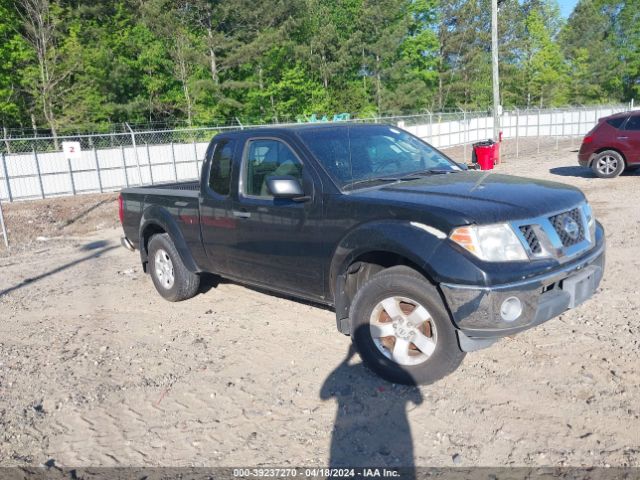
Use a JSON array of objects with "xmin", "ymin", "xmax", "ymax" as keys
[
  {"xmin": 0, "ymin": 105, "xmax": 637, "ymax": 201},
  {"xmin": 402, "ymin": 105, "xmax": 636, "ymax": 148},
  {"xmin": 0, "ymin": 142, "xmax": 209, "ymax": 201}
]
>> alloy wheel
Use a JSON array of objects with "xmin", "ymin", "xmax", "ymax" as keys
[{"xmin": 369, "ymin": 296, "xmax": 437, "ymax": 366}]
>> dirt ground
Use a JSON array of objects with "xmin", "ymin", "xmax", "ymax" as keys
[{"xmin": 1, "ymin": 140, "xmax": 639, "ymax": 468}]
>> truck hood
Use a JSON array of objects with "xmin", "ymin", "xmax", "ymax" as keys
[{"xmin": 350, "ymin": 172, "xmax": 586, "ymax": 226}]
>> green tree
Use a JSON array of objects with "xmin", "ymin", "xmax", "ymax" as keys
[
  {"xmin": 523, "ymin": 8, "xmax": 568, "ymax": 106},
  {"xmin": 16, "ymin": 0, "xmax": 73, "ymax": 143},
  {"xmin": 0, "ymin": 0, "xmax": 31, "ymax": 131},
  {"xmin": 616, "ymin": 0, "xmax": 640, "ymax": 100},
  {"xmin": 559, "ymin": 0, "xmax": 621, "ymax": 103}
]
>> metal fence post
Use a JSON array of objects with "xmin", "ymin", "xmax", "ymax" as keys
[
  {"xmin": 516, "ymin": 108, "xmax": 520, "ymax": 158},
  {"xmin": 67, "ymin": 156, "xmax": 76, "ymax": 195},
  {"xmin": 170, "ymin": 142, "xmax": 178, "ymax": 181},
  {"xmin": 555, "ymin": 111, "xmax": 560, "ymax": 150},
  {"xmin": 193, "ymin": 140, "xmax": 199, "ymax": 177},
  {"xmin": 537, "ymin": 108, "xmax": 541, "ymax": 153},
  {"xmin": 578, "ymin": 107, "xmax": 582, "ymax": 137},
  {"xmin": 93, "ymin": 147, "xmax": 103, "ymax": 193},
  {"xmin": 1, "ymin": 152, "xmax": 12, "ymax": 202},
  {"xmin": 33, "ymin": 149, "xmax": 45, "ymax": 199},
  {"xmin": 146, "ymin": 143, "xmax": 154, "ymax": 185},
  {"xmin": 121, "ymin": 145, "xmax": 130, "ymax": 188},
  {"xmin": 462, "ymin": 109, "xmax": 467, "ymax": 161},
  {"xmin": 126, "ymin": 123, "xmax": 143, "ymax": 185},
  {"xmin": 2, "ymin": 127, "xmax": 11, "ymax": 154},
  {"xmin": 0, "ymin": 199, "xmax": 8, "ymax": 248}
]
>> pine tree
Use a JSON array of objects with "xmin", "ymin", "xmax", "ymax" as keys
[{"xmin": 523, "ymin": 7, "xmax": 569, "ymax": 107}]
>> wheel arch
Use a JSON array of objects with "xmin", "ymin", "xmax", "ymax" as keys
[
  {"xmin": 330, "ymin": 221, "xmax": 445, "ymax": 334},
  {"xmin": 138, "ymin": 205, "xmax": 200, "ymax": 273},
  {"xmin": 591, "ymin": 147, "xmax": 627, "ymax": 167}
]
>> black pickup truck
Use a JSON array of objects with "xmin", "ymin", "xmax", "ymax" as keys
[{"xmin": 119, "ymin": 123, "xmax": 605, "ymax": 384}]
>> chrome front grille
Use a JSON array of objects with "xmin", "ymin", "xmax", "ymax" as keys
[
  {"xmin": 512, "ymin": 204, "xmax": 592, "ymax": 262},
  {"xmin": 519, "ymin": 225, "xmax": 542, "ymax": 254},
  {"xmin": 549, "ymin": 208, "xmax": 585, "ymax": 247}
]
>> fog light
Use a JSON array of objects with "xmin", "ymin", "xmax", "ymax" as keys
[{"xmin": 500, "ymin": 296, "xmax": 523, "ymax": 322}]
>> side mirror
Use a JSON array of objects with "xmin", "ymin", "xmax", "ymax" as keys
[{"xmin": 266, "ymin": 175, "xmax": 306, "ymax": 200}]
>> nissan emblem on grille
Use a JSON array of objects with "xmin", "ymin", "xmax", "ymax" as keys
[
  {"xmin": 549, "ymin": 208, "xmax": 585, "ymax": 247},
  {"xmin": 562, "ymin": 216, "xmax": 580, "ymax": 240}
]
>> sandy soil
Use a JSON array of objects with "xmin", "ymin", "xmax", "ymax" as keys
[{"xmin": 1, "ymin": 140, "xmax": 639, "ymax": 467}]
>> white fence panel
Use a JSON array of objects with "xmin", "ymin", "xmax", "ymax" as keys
[{"xmin": 1, "ymin": 104, "xmax": 637, "ymax": 201}]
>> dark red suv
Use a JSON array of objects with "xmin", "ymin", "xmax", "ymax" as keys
[{"xmin": 578, "ymin": 111, "xmax": 640, "ymax": 178}]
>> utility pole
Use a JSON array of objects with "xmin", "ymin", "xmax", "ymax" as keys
[{"xmin": 491, "ymin": 0, "xmax": 500, "ymax": 141}]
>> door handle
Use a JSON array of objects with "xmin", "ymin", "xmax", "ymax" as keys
[
  {"xmin": 617, "ymin": 136, "xmax": 629, "ymax": 140},
  {"xmin": 174, "ymin": 201, "xmax": 189, "ymax": 207},
  {"xmin": 232, "ymin": 210, "xmax": 251, "ymax": 219}
]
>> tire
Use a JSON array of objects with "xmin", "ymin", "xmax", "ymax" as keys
[
  {"xmin": 349, "ymin": 265, "xmax": 465, "ymax": 385},
  {"xmin": 592, "ymin": 150, "xmax": 625, "ymax": 179},
  {"xmin": 147, "ymin": 233, "xmax": 200, "ymax": 302}
]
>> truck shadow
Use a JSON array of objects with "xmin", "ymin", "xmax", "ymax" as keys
[
  {"xmin": 320, "ymin": 340, "xmax": 423, "ymax": 474},
  {"xmin": 198, "ymin": 272, "xmax": 224, "ymax": 294},
  {"xmin": 197, "ymin": 273, "xmax": 334, "ymax": 313}
]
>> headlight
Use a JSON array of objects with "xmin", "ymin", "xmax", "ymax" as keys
[
  {"xmin": 450, "ymin": 223, "xmax": 528, "ymax": 262},
  {"xmin": 583, "ymin": 203, "xmax": 596, "ymax": 241}
]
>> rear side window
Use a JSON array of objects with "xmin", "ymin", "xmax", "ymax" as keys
[
  {"xmin": 209, "ymin": 140, "xmax": 235, "ymax": 195},
  {"xmin": 606, "ymin": 117, "xmax": 626, "ymax": 129},
  {"xmin": 623, "ymin": 115, "xmax": 640, "ymax": 131}
]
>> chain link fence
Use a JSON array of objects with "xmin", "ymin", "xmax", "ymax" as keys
[{"xmin": 0, "ymin": 103, "xmax": 636, "ymax": 202}]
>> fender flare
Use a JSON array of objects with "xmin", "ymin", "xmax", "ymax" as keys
[
  {"xmin": 329, "ymin": 220, "xmax": 447, "ymax": 331},
  {"xmin": 138, "ymin": 205, "xmax": 200, "ymax": 273}
]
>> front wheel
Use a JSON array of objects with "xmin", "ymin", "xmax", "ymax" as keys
[
  {"xmin": 592, "ymin": 150, "xmax": 625, "ymax": 178},
  {"xmin": 349, "ymin": 266, "xmax": 465, "ymax": 385},
  {"xmin": 148, "ymin": 233, "xmax": 200, "ymax": 302}
]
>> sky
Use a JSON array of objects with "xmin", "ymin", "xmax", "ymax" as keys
[{"xmin": 557, "ymin": 0, "xmax": 579, "ymax": 17}]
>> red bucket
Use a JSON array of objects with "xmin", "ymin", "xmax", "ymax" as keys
[{"xmin": 472, "ymin": 141, "xmax": 497, "ymax": 170}]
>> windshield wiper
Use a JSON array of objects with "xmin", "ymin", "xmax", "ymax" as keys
[
  {"xmin": 346, "ymin": 168, "xmax": 458, "ymax": 190},
  {"xmin": 346, "ymin": 177, "xmax": 407, "ymax": 189},
  {"xmin": 402, "ymin": 168, "xmax": 459, "ymax": 177}
]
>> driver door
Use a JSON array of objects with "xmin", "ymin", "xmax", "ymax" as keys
[{"xmin": 227, "ymin": 137, "xmax": 325, "ymax": 299}]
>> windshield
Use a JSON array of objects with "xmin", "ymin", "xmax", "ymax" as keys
[{"xmin": 296, "ymin": 124, "xmax": 460, "ymax": 189}]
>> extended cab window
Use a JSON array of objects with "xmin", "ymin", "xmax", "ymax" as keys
[
  {"xmin": 623, "ymin": 115, "xmax": 640, "ymax": 131},
  {"xmin": 243, "ymin": 139, "xmax": 303, "ymax": 197},
  {"xmin": 209, "ymin": 140, "xmax": 235, "ymax": 195}
]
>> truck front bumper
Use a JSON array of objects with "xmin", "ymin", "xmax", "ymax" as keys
[{"xmin": 440, "ymin": 240, "xmax": 605, "ymax": 352}]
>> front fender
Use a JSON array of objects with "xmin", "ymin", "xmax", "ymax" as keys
[
  {"xmin": 329, "ymin": 220, "xmax": 493, "ymax": 333},
  {"xmin": 330, "ymin": 220, "xmax": 451, "ymax": 329},
  {"xmin": 138, "ymin": 205, "xmax": 200, "ymax": 273},
  {"xmin": 330, "ymin": 220, "xmax": 448, "ymax": 291}
]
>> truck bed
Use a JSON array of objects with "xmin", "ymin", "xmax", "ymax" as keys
[{"xmin": 122, "ymin": 180, "xmax": 200, "ymax": 198}]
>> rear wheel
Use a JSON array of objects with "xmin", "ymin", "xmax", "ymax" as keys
[
  {"xmin": 349, "ymin": 266, "xmax": 465, "ymax": 385},
  {"xmin": 592, "ymin": 150, "xmax": 625, "ymax": 178},
  {"xmin": 148, "ymin": 233, "xmax": 200, "ymax": 301}
]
